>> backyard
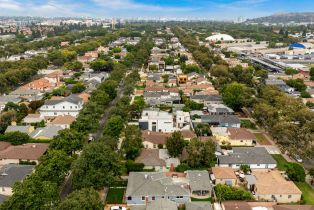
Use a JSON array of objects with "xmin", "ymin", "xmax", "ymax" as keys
[
  {"xmin": 105, "ymin": 188, "xmax": 125, "ymax": 204},
  {"xmin": 254, "ymin": 133, "xmax": 271, "ymax": 145},
  {"xmin": 295, "ymin": 182, "xmax": 314, "ymax": 204},
  {"xmin": 272, "ymin": 154, "xmax": 288, "ymax": 171}
]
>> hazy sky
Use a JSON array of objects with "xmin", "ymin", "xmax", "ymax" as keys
[{"xmin": 1, "ymin": 0, "xmax": 313, "ymax": 20}]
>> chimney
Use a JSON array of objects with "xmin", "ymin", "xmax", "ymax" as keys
[{"xmin": 170, "ymin": 163, "xmax": 175, "ymax": 172}]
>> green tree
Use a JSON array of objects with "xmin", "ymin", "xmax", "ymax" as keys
[
  {"xmin": 72, "ymin": 142, "xmax": 122, "ymax": 190},
  {"xmin": 285, "ymin": 67, "xmax": 298, "ymax": 75},
  {"xmin": 286, "ymin": 163, "xmax": 306, "ymax": 182},
  {"xmin": 49, "ymin": 129, "xmax": 84, "ymax": 155},
  {"xmin": 121, "ymin": 125, "xmax": 143, "ymax": 160},
  {"xmin": 36, "ymin": 150, "xmax": 72, "ymax": 185},
  {"xmin": 0, "ymin": 131, "xmax": 30, "ymax": 145},
  {"xmin": 166, "ymin": 131, "xmax": 185, "ymax": 157},
  {"xmin": 222, "ymin": 82, "xmax": 252, "ymax": 111},
  {"xmin": 175, "ymin": 163, "xmax": 190, "ymax": 172},
  {"xmin": 286, "ymin": 79, "xmax": 307, "ymax": 92},
  {"xmin": 71, "ymin": 82, "xmax": 86, "ymax": 94},
  {"xmin": 103, "ymin": 115, "xmax": 124, "ymax": 138},
  {"xmin": 240, "ymin": 165, "xmax": 251, "ymax": 174},
  {"xmin": 186, "ymin": 138, "xmax": 216, "ymax": 168},
  {"xmin": 1, "ymin": 176, "xmax": 59, "ymax": 209},
  {"xmin": 58, "ymin": 188, "xmax": 103, "ymax": 210},
  {"xmin": 310, "ymin": 67, "xmax": 314, "ymax": 81},
  {"xmin": 214, "ymin": 184, "xmax": 253, "ymax": 201},
  {"xmin": 64, "ymin": 61, "xmax": 83, "ymax": 71},
  {"xmin": 194, "ymin": 123, "xmax": 212, "ymax": 136}
]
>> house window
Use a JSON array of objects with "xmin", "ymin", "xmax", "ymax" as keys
[
  {"xmin": 54, "ymin": 112, "xmax": 57, "ymax": 115},
  {"xmin": 127, "ymin": 196, "xmax": 132, "ymax": 200},
  {"xmin": 153, "ymin": 144, "xmax": 156, "ymax": 148},
  {"xmin": 75, "ymin": 106, "xmax": 78, "ymax": 109},
  {"xmin": 288, "ymin": 195, "xmax": 292, "ymax": 198},
  {"xmin": 70, "ymin": 106, "xmax": 72, "ymax": 109},
  {"xmin": 53, "ymin": 106, "xmax": 55, "ymax": 108},
  {"xmin": 142, "ymin": 196, "xmax": 145, "ymax": 201},
  {"xmin": 152, "ymin": 196, "xmax": 155, "ymax": 201},
  {"xmin": 63, "ymin": 106, "xmax": 65, "ymax": 109}
]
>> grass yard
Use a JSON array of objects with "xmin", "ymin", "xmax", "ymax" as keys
[
  {"xmin": 295, "ymin": 182, "xmax": 314, "ymax": 204},
  {"xmin": 272, "ymin": 154, "xmax": 289, "ymax": 171},
  {"xmin": 106, "ymin": 188, "xmax": 125, "ymax": 204},
  {"xmin": 254, "ymin": 133, "xmax": 271, "ymax": 145},
  {"xmin": 191, "ymin": 197, "xmax": 212, "ymax": 202},
  {"xmin": 240, "ymin": 119, "xmax": 257, "ymax": 129}
]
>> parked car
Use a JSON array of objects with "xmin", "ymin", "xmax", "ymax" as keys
[
  {"xmin": 110, "ymin": 206, "xmax": 126, "ymax": 210},
  {"xmin": 294, "ymin": 155, "xmax": 303, "ymax": 163}
]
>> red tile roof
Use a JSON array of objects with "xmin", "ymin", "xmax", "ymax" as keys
[{"xmin": 0, "ymin": 143, "xmax": 49, "ymax": 161}]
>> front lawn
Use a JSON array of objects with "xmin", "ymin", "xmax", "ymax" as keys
[
  {"xmin": 106, "ymin": 188, "xmax": 125, "ymax": 204},
  {"xmin": 240, "ymin": 119, "xmax": 257, "ymax": 129},
  {"xmin": 254, "ymin": 133, "xmax": 271, "ymax": 145},
  {"xmin": 295, "ymin": 182, "xmax": 314, "ymax": 204},
  {"xmin": 272, "ymin": 154, "xmax": 289, "ymax": 171},
  {"xmin": 191, "ymin": 197, "xmax": 212, "ymax": 202}
]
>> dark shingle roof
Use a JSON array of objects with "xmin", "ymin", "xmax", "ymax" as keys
[
  {"xmin": 218, "ymin": 147, "xmax": 277, "ymax": 165},
  {"xmin": 0, "ymin": 165, "xmax": 34, "ymax": 187}
]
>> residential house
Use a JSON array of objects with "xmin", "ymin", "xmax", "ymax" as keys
[
  {"xmin": 206, "ymin": 104, "xmax": 234, "ymax": 115},
  {"xmin": 176, "ymin": 111, "xmax": 191, "ymax": 129},
  {"xmin": 200, "ymin": 115, "xmax": 241, "ymax": 128},
  {"xmin": 147, "ymin": 73, "xmax": 162, "ymax": 83},
  {"xmin": 130, "ymin": 199, "xmax": 178, "ymax": 210},
  {"xmin": 186, "ymin": 170, "xmax": 212, "ymax": 197},
  {"xmin": 135, "ymin": 149, "xmax": 166, "ymax": 172},
  {"xmin": 39, "ymin": 95, "xmax": 83, "ymax": 117},
  {"xmin": 21, "ymin": 78, "xmax": 60, "ymax": 92},
  {"xmin": 142, "ymin": 130, "xmax": 196, "ymax": 149},
  {"xmin": 143, "ymin": 92, "xmax": 180, "ymax": 106},
  {"xmin": 77, "ymin": 55, "xmax": 95, "ymax": 63},
  {"xmin": 135, "ymin": 149, "xmax": 180, "ymax": 172},
  {"xmin": 0, "ymin": 143, "xmax": 49, "ymax": 165},
  {"xmin": 187, "ymin": 72, "xmax": 200, "ymax": 80},
  {"xmin": 178, "ymin": 75, "xmax": 188, "ymax": 84},
  {"xmin": 222, "ymin": 201, "xmax": 251, "ymax": 210},
  {"xmin": 30, "ymin": 125, "xmax": 63, "ymax": 140},
  {"xmin": 190, "ymin": 95, "xmax": 223, "ymax": 106},
  {"xmin": 82, "ymin": 72, "xmax": 109, "ymax": 84},
  {"xmin": 0, "ymin": 95, "xmax": 21, "ymax": 112},
  {"xmin": 9, "ymin": 89, "xmax": 43, "ymax": 101},
  {"xmin": 217, "ymin": 147, "xmax": 277, "ymax": 169},
  {"xmin": 97, "ymin": 46, "xmax": 109, "ymax": 54},
  {"xmin": 22, "ymin": 114, "xmax": 44, "ymax": 124},
  {"xmin": 0, "ymin": 164, "xmax": 34, "ymax": 196},
  {"xmin": 210, "ymin": 167, "xmax": 237, "ymax": 186},
  {"xmin": 84, "ymin": 51, "xmax": 98, "ymax": 58},
  {"xmin": 185, "ymin": 202, "xmax": 212, "ymax": 210},
  {"xmin": 60, "ymin": 41, "xmax": 69, "ymax": 46},
  {"xmin": 48, "ymin": 115, "xmax": 76, "ymax": 129},
  {"xmin": 139, "ymin": 109, "xmax": 175, "ymax": 133},
  {"xmin": 5, "ymin": 125, "xmax": 34, "ymax": 135},
  {"xmin": 247, "ymin": 170, "xmax": 302, "ymax": 203},
  {"xmin": 211, "ymin": 127, "xmax": 256, "ymax": 146},
  {"xmin": 126, "ymin": 172, "xmax": 190, "ymax": 205}
]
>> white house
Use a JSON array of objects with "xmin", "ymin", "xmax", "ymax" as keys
[
  {"xmin": 139, "ymin": 109, "xmax": 175, "ymax": 133},
  {"xmin": 176, "ymin": 111, "xmax": 191, "ymax": 129},
  {"xmin": 39, "ymin": 95, "xmax": 83, "ymax": 117}
]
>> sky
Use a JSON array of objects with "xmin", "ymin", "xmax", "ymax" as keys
[{"xmin": 0, "ymin": 0, "xmax": 314, "ymax": 20}]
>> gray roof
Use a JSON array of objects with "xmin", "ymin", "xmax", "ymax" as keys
[
  {"xmin": 126, "ymin": 172, "xmax": 189, "ymax": 197},
  {"xmin": 10, "ymin": 89, "xmax": 41, "ymax": 96},
  {"xmin": 201, "ymin": 115, "xmax": 240, "ymax": 125},
  {"xmin": 147, "ymin": 199, "xmax": 177, "ymax": 210},
  {"xmin": 147, "ymin": 73, "xmax": 161, "ymax": 81},
  {"xmin": 190, "ymin": 94, "xmax": 222, "ymax": 102},
  {"xmin": 5, "ymin": 125, "xmax": 32, "ymax": 134},
  {"xmin": 44, "ymin": 95, "xmax": 82, "ymax": 106},
  {"xmin": 0, "ymin": 95, "xmax": 21, "ymax": 104},
  {"xmin": 218, "ymin": 147, "xmax": 277, "ymax": 165},
  {"xmin": 186, "ymin": 202, "xmax": 212, "ymax": 210},
  {"xmin": 0, "ymin": 164, "xmax": 34, "ymax": 187},
  {"xmin": 265, "ymin": 79, "xmax": 286, "ymax": 86},
  {"xmin": 186, "ymin": 171, "xmax": 212, "ymax": 192},
  {"xmin": 30, "ymin": 125, "xmax": 63, "ymax": 139}
]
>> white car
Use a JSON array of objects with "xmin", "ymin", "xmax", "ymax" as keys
[
  {"xmin": 110, "ymin": 206, "xmax": 126, "ymax": 210},
  {"xmin": 294, "ymin": 155, "xmax": 303, "ymax": 163}
]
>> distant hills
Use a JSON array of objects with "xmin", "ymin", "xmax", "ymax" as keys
[{"xmin": 246, "ymin": 12, "xmax": 314, "ymax": 23}]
